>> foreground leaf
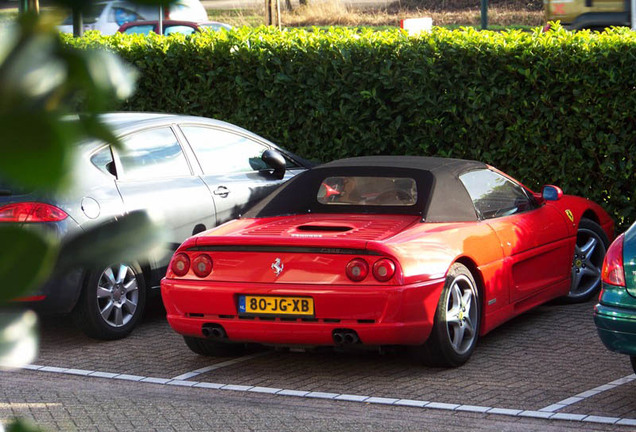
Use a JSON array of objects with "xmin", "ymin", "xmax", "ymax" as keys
[
  {"xmin": 0, "ymin": 227, "xmax": 56, "ymax": 303},
  {"xmin": 56, "ymin": 210, "xmax": 167, "ymax": 273},
  {"xmin": 0, "ymin": 310, "xmax": 38, "ymax": 370}
]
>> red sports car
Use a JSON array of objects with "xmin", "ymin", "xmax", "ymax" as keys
[{"xmin": 161, "ymin": 156, "xmax": 613, "ymax": 367}]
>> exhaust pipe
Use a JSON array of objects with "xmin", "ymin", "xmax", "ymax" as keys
[
  {"xmin": 333, "ymin": 332, "xmax": 344, "ymax": 345},
  {"xmin": 202, "ymin": 323, "xmax": 227, "ymax": 339},
  {"xmin": 343, "ymin": 332, "xmax": 359, "ymax": 344},
  {"xmin": 332, "ymin": 328, "xmax": 360, "ymax": 346}
]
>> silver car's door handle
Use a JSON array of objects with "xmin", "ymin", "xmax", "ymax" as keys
[{"xmin": 213, "ymin": 186, "xmax": 230, "ymax": 198}]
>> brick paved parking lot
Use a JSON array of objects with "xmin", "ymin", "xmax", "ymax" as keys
[{"xmin": 1, "ymin": 296, "xmax": 635, "ymax": 431}]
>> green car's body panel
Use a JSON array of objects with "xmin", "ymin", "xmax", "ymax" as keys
[
  {"xmin": 594, "ymin": 222, "xmax": 636, "ymax": 358},
  {"xmin": 624, "ymin": 222, "xmax": 636, "ymax": 297}
]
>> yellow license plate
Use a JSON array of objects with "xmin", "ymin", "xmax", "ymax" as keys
[{"xmin": 238, "ymin": 295, "xmax": 314, "ymax": 316}]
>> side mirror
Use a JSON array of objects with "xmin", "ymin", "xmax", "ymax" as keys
[
  {"xmin": 262, "ymin": 149, "xmax": 286, "ymax": 180},
  {"xmin": 542, "ymin": 185, "xmax": 563, "ymax": 201}
]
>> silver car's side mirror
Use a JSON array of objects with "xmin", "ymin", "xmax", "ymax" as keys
[{"xmin": 262, "ymin": 149, "xmax": 286, "ymax": 180}]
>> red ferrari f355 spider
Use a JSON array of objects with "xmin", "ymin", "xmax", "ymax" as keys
[{"xmin": 161, "ymin": 156, "xmax": 613, "ymax": 366}]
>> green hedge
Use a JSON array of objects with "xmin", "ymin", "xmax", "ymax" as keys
[{"xmin": 63, "ymin": 25, "xmax": 635, "ymax": 231}]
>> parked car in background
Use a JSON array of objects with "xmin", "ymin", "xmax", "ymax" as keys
[
  {"xmin": 595, "ymin": 221, "xmax": 636, "ymax": 374},
  {"xmin": 58, "ymin": 0, "xmax": 208, "ymax": 35},
  {"xmin": 118, "ymin": 20, "xmax": 232, "ymax": 36},
  {"xmin": 161, "ymin": 156, "xmax": 613, "ymax": 367},
  {"xmin": 1, "ymin": 112, "xmax": 311, "ymax": 340},
  {"xmin": 544, "ymin": 0, "xmax": 631, "ymax": 30}
]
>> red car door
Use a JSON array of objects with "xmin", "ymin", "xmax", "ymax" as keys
[
  {"xmin": 460, "ymin": 169, "xmax": 571, "ymax": 304},
  {"xmin": 485, "ymin": 205, "xmax": 570, "ymax": 302}
]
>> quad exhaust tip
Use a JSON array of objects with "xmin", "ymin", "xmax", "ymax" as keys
[
  {"xmin": 201, "ymin": 323, "xmax": 227, "ymax": 339},
  {"xmin": 332, "ymin": 328, "xmax": 360, "ymax": 345}
]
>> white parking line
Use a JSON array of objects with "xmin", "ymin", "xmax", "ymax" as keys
[
  {"xmin": 540, "ymin": 373, "xmax": 636, "ymax": 413},
  {"xmin": 170, "ymin": 351, "xmax": 271, "ymax": 380},
  {"xmin": 18, "ymin": 365, "xmax": 636, "ymax": 427}
]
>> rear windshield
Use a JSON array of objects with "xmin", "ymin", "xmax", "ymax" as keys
[
  {"xmin": 318, "ymin": 176, "xmax": 417, "ymax": 207},
  {"xmin": 243, "ymin": 167, "xmax": 433, "ymax": 219}
]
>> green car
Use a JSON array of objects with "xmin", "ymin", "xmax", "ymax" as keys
[{"xmin": 594, "ymin": 221, "xmax": 636, "ymax": 373}]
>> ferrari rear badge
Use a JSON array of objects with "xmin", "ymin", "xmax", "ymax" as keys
[
  {"xmin": 565, "ymin": 209, "xmax": 574, "ymax": 223},
  {"xmin": 271, "ymin": 258, "xmax": 284, "ymax": 277}
]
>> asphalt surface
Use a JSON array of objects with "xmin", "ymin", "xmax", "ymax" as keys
[{"xmin": 1, "ymin": 295, "xmax": 635, "ymax": 431}]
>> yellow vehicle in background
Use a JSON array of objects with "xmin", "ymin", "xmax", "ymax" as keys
[{"xmin": 545, "ymin": 0, "xmax": 631, "ymax": 29}]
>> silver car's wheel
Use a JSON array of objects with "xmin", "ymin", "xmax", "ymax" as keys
[
  {"xmin": 568, "ymin": 219, "xmax": 608, "ymax": 302},
  {"xmin": 96, "ymin": 264, "xmax": 140, "ymax": 328},
  {"xmin": 73, "ymin": 262, "xmax": 146, "ymax": 340}
]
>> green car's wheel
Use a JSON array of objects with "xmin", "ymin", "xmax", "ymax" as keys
[{"xmin": 631, "ymin": 356, "xmax": 636, "ymax": 375}]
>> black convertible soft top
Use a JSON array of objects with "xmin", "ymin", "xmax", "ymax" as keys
[{"xmin": 244, "ymin": 156, "xmax": 487, "ymax": 222}]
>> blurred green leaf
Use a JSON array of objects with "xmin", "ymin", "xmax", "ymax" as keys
[
  {"xmin": 0, "ymin": 227, "xmax": 56, "ymax": 303},
  {"xmin": 56, "ymin": 210, "xmax": 167, "ymax": 273},
  {"xmin": 0, "ymin": 113, "xmax": 75, "ymax": 191},
  {"xmin": 0, "ymin": 310, "xmax": 38, "ymax": 370},
  {"xmin": 0, "ymin": 14, "xmax": 137, "ymax": 191},
  {"xmin": 6, "ymin": 417, "xmax": 47, "ymax": 432}
]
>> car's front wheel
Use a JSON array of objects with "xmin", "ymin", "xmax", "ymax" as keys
[
  {"xmin": 183, "ymin": 336, "xmax": 245, "ymax": 357},
  {"xmin": 567, "ymin": 219, "xmax": 609, "ymax": 303},
  {"xmin": 631, "ymin": 356, "xmax": 636, "ymax": 375},
  {"xmin": 411, "ymin": 263, "xmax": 481, "ymax": 367},
  {"xmin": 72, "ymin": 263, "xmax": 146, "ymax": 340}
]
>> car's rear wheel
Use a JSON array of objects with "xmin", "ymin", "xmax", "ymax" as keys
[
  {"xmin": 72, "ymin": 263, "xmax": 146, "ymax": 340},
  {"xmin": 567, "ymin": 219, "xmax": 609, "ymax": 303},
  {"xmin": 631, "ymin": 356, "xmax": 636, "ymax": 375},
  {"xmin": 183, "ymin": 336, "xmax": 245, "ymax": 357},
  {"xmin": 411, "ymin": 263, "xmax": 480, "ymax": 367}
]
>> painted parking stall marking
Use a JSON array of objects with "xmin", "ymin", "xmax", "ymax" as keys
[
  {"xmin": 539, "ymin": 373, "xmax": 636, "ymax": 413},
  {"xmin": 170, "ymin": 351, "xmax": 271, "ymax": 380},
  {"xmin": 19, "ymin": 364, "xmax": 636, "ymax": 427}
]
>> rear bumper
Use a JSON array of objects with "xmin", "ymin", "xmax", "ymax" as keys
[
  {"xmin": 12, "ymin": 268, "xmax": 85, "ymax": 315},
  {"xmin": 594, "ymin": 284, "xmax": 636, "ymax": 356},
  {"xmin": 161, "ymin": 278, "xmax": 445, "ymax": 346}
]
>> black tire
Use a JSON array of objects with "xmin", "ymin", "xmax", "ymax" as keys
[
  {"xmin": 566, "ymin": 218, "xmax": 609, "ymax": 303},
  {"xmin": 411, "ymin": 263, "xmax": 481, "ymax": 367},
  {"xmin": 72, "ymin": 262, "xmax": 146, "ymax": 340},
  {"xmin": 183, "ymin": 336, "xmax": 245, "ymax": 357},
  {"xmin": 631, "ymin": 356, "xmax": 636, "ymax": 375}
]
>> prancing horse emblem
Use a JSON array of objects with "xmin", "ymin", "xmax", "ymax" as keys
[{"xmin": 271, "ymin": 258, "xmax": 284, "ymax": 277}]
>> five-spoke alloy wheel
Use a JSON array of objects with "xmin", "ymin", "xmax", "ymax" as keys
[
  {"xmin": 412, "ymin": 262, "xmax": 481, "ymax": 367},
  {"xmin": 567, "ymin": 219, "xmax": 609, "ymax": 302}
]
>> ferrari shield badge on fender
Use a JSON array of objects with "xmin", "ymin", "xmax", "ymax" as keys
[
  {"xmin": 271, "ymin": 258, "xmax": 284, "ymax": 277},
  {"xmin": 565, "ymin": 209, "xmax": 574, "ymax": 223}
]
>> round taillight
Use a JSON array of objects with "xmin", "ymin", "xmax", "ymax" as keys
[
  {"xmin": 601, "ymin": 234, "xmax": 625, "ymax": 287},
  {"xmin": 192, "ymin": 254, "xmax": 213, "ymax": 278},
  {"xmin": 171, "ymin": 253, "xmax": 190, "ymax": 277},
  {"xmin": 346, "ymin": 258, "xmax": 369, "ymax": 282},
  {"xmin": 373, "ymin": 258, "xmax": 396, "ymax": 282}
]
